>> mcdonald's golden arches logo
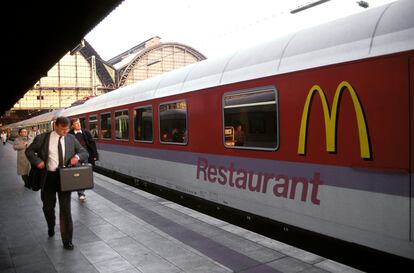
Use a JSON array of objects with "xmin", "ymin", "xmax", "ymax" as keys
[{"xmin": 297, "ymin": 81, "xmax": 371, "ymax": 159}]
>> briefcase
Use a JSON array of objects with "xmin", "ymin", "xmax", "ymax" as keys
[{"xmin": 59, "ymin": 164, "xmax": 94, "ymax": 192}]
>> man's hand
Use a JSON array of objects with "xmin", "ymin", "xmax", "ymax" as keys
[
  {"xmin": 70, "ymin": 156, "xmax": 79, "ymax": 166},
  {"xmin": 37, "ymin": 161, "xmax": 45, "ymax": 169}
]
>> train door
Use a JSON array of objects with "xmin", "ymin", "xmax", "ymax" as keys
[{"xmin": 410, "ymin": 57, "xmax": 414, "ymax": 241}]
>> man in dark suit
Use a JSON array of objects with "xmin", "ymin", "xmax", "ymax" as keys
[
  {"xmin": 69, "ymin": 118, "xmax": 98, "ymax": 201},
  {"xmin": 26, "ymin": 116, "xmax": 89, "ymax": 250}
]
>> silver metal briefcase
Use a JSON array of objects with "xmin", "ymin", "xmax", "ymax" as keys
[{"xmin": 59, "ymin": 164, "xmax": 94, "ymax": 192}]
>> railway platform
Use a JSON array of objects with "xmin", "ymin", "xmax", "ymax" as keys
[{"xmin": 0, "ymin": 142, "xmax": 362, "ymax": 273}]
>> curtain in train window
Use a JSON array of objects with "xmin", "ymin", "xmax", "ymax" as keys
[
  {"xmin": 223, "ymin": 88, "xmax": 278, "ymax": 150},
  {"xmin": 159, "ymin": 101, "xmax": 187, "ymax": 144},
  {"xmin": 100, "ymin": 113, "xmax": 112, "ymax": 139},
  {"xmin": 89, "ymin": 115, "xmax": 99, "ymax": 139},
  {"xmin": 134, "ymin": 106, "xmax": 153, "ymax": 142},
  {"xmin": 115, "ymin": 110, "xmax": 129, "ymax": 140}
]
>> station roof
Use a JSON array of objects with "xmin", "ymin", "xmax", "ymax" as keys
[
  {"xmin": 79, "ymin": 40, "xmax": 116, "ymax": 88},
  {"xmin": 1, "ymin": 0, "xmax": 123, "ymax": 116}
]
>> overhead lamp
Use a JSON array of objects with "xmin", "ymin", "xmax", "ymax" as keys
[{"xmin": 357, "ymin": 1, "xmax": 369, "ymax": 8}]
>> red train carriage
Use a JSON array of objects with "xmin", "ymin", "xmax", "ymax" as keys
[
  {"xmin": 63, "ymin": 0, "xmax": 413, "ymax": 262},
  {"xmin": 8, "ymin": 0, "xmax": 414, "ymax": 267}
]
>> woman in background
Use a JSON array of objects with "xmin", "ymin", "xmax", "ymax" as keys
[
  {"xmin": 1, "ymin": 131, "xmax": 7, "ymax": 145},
  {"xmin": 13, "ymin": 128, "xmax": 31, "ymax": 188}
]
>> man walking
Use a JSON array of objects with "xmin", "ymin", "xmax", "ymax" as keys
[
  {"xmin": 69, "ymin": 118, "xmax": 98, "ymax": 201},
  {"xmin": 26, "ymin": 116, "xmax": 88, "ymax": 250}
]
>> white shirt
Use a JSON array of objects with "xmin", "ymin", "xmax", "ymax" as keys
[
  {"xmin": 48, "ymin": 131, "xmax": 65, "ymax": 171},
  {"xmin": 74, "ymin": 129, "xmax": 83, "ymax": 134}
]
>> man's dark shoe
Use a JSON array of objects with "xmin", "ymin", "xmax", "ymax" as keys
[
  {"xmin": 48, "ymin": 229, "xmax": 55, "ymax": 237},
  {"xmin": 63, "ymin": 242, "xmax": 74, "ymax": 250}
]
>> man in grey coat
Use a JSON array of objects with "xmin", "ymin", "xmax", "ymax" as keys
[{"xmin": 26, "ymin": 116, "xmax": 89, "ymax": 250}]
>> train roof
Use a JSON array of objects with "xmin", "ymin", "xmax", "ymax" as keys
[
  {"xmin": 2, "ymin": 109, "xmax": 64, "ymax": 129},
  {"xmin": 61, "ymin": 0, "xmax": 413, "ymax": 117},
  {"xmin": 6, "ymin": 0, "xmax": 414, "ymax": 127}
]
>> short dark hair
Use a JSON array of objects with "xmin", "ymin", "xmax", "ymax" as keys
[
  {"xmin": 70, "ymin": 118, "xmax": 80, "ymax": 126},
  {"xmin": 55, "ymin": 116, "xmax": 70, "ymax": 127}
]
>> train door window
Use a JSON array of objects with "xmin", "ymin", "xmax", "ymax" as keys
[
  {"xmin": 89, "ymin": 115, "xmax": 99, "ymax": 139},
  {"xmin": 159, "ymin": 100, "xmax": 187, "ymax": 144},
  {"xmin": 48, "ymin": 121, "xmax": 53, "ymax": 132},
  {"xmin": 134, "ymin": 106, "xmax": 153, "ymax": 142},
  {"xmin": 79, "ymin": 117, "xmax": 86, "ymax": 130},
  {"xmin": 223, "ymin": 87, "xmax": 278, "ymax": 150},
  {"xmin": 100, "ymin": 112, "xmax": 112, "ymax": 139},
  {"xmin": 42, "ymin": 123, "xmax": 48, "ymax": 133},
  {"xmin": 115, "ymin": 110, "xmax": 129, "ymax": 140}
]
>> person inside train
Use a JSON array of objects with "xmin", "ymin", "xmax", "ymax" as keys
[
  {"xmin": 25, "ymin": 116, "xmax": 89, "ymax": 250},
  {"xmin": 161, "ymin": 132, "xmax": 169, "ymax": 142},
  {"xmin": 234, "ymin": 124, "xmax": 245, "ymax": 146},
  {"xmin": 12, "ymin": 128, "xmax": 31, "ymax": 188},
  {"xmin": 172, "ymin": 128, "xmax": 181, "ymax": 142},
  {"xmin": 90, "ymin": 127, "xmax": 99, "ymax": 138},
  {"xmin": 182, "ymin": 129, "xmax": 188, "ymax": 143},
  {"xmin": 69, "ymin": 118, "xmax": 98, "ymax": 201}
]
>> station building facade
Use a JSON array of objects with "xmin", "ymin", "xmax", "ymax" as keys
[
  {"xmin": 12, "ymin": 40, "xmax": 115, "ymax": 112},
  {"xmin": 7, "ymin": 36, "xmax": 205, "ymax": 123},
  {"xmin": 110, "ymin": 36, "xmax": 206, "ymax": 87}
]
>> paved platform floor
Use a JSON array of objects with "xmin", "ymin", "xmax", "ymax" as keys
[{"xmin": 0, "ymin": 143, "xmax": 362, "ymax": 273}]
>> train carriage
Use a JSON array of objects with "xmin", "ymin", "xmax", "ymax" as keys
[{"xmin": 5, "ymin": 0, "xmax": 413, "ymax": 266}]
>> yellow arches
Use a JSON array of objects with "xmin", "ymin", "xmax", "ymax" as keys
[{"xmin": 297, "ymin": 81, "xmax": 371, "ymax": 159}]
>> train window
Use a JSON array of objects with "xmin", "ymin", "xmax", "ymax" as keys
[
  {"xmin": 223, "ymin": 87, "xmax": 278, "ymax": 150},
  {"xmin": 47, "ymin": 121, "xmax": 53, "ymax": 132},
  {"xmin": 134, "ymin": 106, "xmax": 153, "ymax": 142},
  {"xmin": 100, "ymin": 113, "xmax": 112, "ymax": 139},
  {"xmin": 89, "ymin": 115, "xmax": 99, "ymax": 139},
  {"xmin": 40, "ymin": 124, "xmax": 46, "ymax": 133},
  {"xmin": 79, "ymin": 117, "xmax": 86, "ymax": 130},
  {"xmin": 159, "ymin": 100, "xmax": 187, "ymax": 144},
  {"xmin": 115, "ymin": 110, "xmax": 129, "ymax": 140}
]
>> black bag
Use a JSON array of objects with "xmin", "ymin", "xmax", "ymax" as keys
[
  {"xmin": 28, "ymin": 166, "xmax": 41, "ymax": 191},
  {"xmin": 27, "ymin": 132, "xmax": 49, "ymax": 192},
  {"xmin": 59, "ymin": 164, "xmax": 94, "ymax": 192}
]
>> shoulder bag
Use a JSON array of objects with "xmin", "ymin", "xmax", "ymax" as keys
[{"xmin": 27, "ymin": 132, "xmax": 49, "ymax": 191}]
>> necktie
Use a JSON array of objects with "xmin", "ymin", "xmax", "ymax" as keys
[{"xmin": 58, "ymin": 136, "xmax": 64, "ymax": 167}]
